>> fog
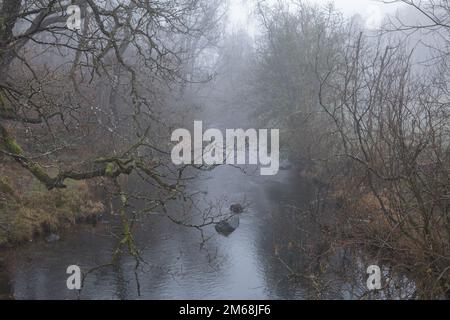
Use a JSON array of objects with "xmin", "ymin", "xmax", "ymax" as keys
[
  {"xmin": 229, "ymin": 0, "xmax": 404, "ymax": 32},
  {"xmin": 0, "ymin": 0, "xmax": 448, "ymax": 300}
]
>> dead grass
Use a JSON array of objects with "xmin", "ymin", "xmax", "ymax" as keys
[
  {"xmin": 0, "ymin": 162, "xmax": 104, "ymax": 246},
  {"xmin": 330, "ymin": 178, "xmax": 450, "ymax": 298}
]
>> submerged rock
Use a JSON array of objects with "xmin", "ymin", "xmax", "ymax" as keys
[
  {"xmin": 45, "ymin": 233, "xmax": 60, "ymax": 243},
  {"xmin": 215, "ymin": 216, "xmax": 240, "ymax": 237},
  {"xmin": 230, "ymin": 203, "xmax": 244, "ymax": 214},
  {"xmin": 215, "ymin": 204, "xmax": 245, "ymax": 236}
]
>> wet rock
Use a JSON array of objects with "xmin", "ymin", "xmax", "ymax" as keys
[
  {"xmin": 230, "ymin": 203, "xmax": 244, "ymax": 214},
  {"xmin": 45, "ymin": 233, "xmax": 60, "ymax": 243},
  {"xmin": 215, "ymin": 222, "xmax": 235, "ymax": 236},
  {"xmin": 215, "ymin": 216, "xmax": 240, "ymax": 237}
]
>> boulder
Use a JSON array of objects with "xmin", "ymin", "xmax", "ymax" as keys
[
  {"xmin": 230, "ymin": 203, "xmax": 244, "ymax": 214},
  {"xmin": 215, "ymin": 216, "xmax": 240, "ymax": 237}
]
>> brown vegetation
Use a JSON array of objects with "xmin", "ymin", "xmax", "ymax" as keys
[{"xmin": 0, "ymin": 161, "xmax": 104, "ymax": 246}]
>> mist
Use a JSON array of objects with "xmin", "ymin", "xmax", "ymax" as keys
[{"xmin": 0, "ymin": 0, "xmax": 448, "ymax": 301}]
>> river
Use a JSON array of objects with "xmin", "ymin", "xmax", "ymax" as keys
[{"xmin": 0, "ymin": 84, "xmax": 383, "ymax": 300}]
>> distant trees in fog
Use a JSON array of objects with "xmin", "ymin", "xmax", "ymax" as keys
[{"xmin": 247, "ymin": 0, "xmax": 449, "ymax": 298}]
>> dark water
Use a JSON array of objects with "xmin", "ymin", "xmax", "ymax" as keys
[
  {"xmin": 0, "ymin": 166, "xmax": 289, "ymax": 299},
  {"xmin": 0, "ymin": 89, "xmax": 386, "ymax": 300},
  {"xmin": 0, "ymin": 161, "xmax": 381, "ymax": 299}
]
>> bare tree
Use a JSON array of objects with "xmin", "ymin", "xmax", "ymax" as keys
[
  {"xmin": 252, "ymin": 1, "xmax": 346, "ymax": 172},
  {"xmin": 0, "ymin": 0, "xmax": 225, "ymax": 260},
  {"xmin": 0, "ymin": 0, "xmax": 223, "ymax": 188},
  {"xmin": 318, "ymin": 27, "xmax": 450, "ymax": 298}
]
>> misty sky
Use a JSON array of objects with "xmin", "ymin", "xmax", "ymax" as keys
[{"xmin": 229, "ymin": 0, "xmax": 403, "ymax": 32}]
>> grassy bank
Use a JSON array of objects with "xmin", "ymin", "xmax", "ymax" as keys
[{"xmin": 0, "ymin": 162, "xmax": 104, "ymax": 247}]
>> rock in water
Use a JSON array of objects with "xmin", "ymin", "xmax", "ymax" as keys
[
  {"xmin": 215, "ymin": 222, "xmax": 234, "ymax": 236},
  {"xmin": 230, "ymin": 203, "xmax": 244, "ymax": 214},
  {"xmin": 45, "ymin": 233, "xmax": 60, "ymax": 243},
  {"xmin": 215, "ymin": 216, "xmax": 240, "ymax": 237},
  {"xmin": 216, "ymin": 204, "xmax": 243, "ymax": 236}
]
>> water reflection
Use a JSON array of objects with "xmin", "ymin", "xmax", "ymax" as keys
[
  {"xmin": 0, "ymin": 162, "xmax": 408, "ymax": 299},
  {"xmin": 0, "ymin": 164, "xmax": 301, "ymax": 299}
]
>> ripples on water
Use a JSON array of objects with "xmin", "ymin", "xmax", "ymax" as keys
[
  {"xmin": 0, "ymin": 164, "xmax": 332, "ymax": 299},
  {"xmin": 0, "ymin": 163, "xmax": 413, "ymax": 299}
]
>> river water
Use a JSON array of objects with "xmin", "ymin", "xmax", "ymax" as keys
[
  {"xmin": 0, "ymin": 164, "xmax": 286, "ymax": 298},
  {"xmin": 0, "ymin": 84, "xmax": 380, "ymax": 300},
  {"xmin": 0, "ymin": 155, "xmax": 378, "ymax": 299}
]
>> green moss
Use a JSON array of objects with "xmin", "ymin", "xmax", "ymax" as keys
[
  {"xmin": 3, "ymin": 137, "xmax": 23, "ymax": 155},
  {"xmin": 28, "ymin": 163, "xmax": 49, "ymax": 181},
  {"xmin": 105, "ymin": 163, "xmax": 116, "ymax": 177}
]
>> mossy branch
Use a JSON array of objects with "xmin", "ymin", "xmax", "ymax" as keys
[
  {"xmin": 0, "ymin": 124, "xmax": 171, "ymax": 193},
  {"xmin": 0, "ymin": 123, "xmax": 136, "ymax": 189}
]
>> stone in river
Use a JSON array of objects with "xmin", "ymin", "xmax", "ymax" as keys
[
  {"xmin": 230, "ymin": 203, "xmax": 244, "ymax": 214},
  {"xmin": 215, "ymin": 216, "xmax": 240, "ymax": 237}
]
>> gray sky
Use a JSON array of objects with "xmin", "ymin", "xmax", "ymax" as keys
[{"xmin": 228, "ymin": 0, "xmax": 403, "ymax": 32}]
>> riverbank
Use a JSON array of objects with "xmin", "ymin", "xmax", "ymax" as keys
[{"xmin": 0, "ymin": 162, "xmax": 105, "ymax": 247}]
